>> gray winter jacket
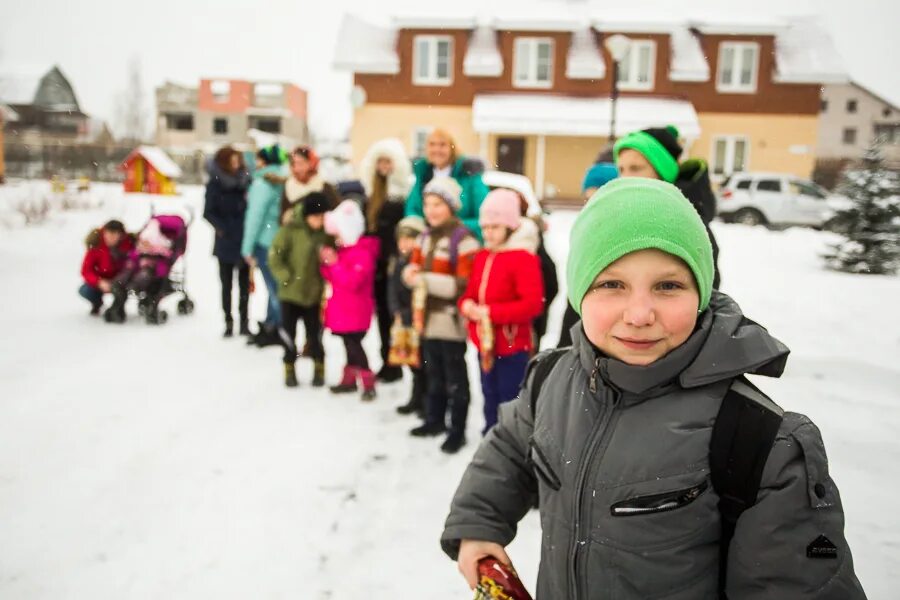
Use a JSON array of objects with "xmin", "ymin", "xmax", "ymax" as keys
[{"xmin": 441, "ymin": 292, "xmax": 866, "ymax": 599}]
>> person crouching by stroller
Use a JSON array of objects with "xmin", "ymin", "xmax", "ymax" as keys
[
  {"xmin": 80, "ymin": 219, "xmax": 133, "ymax": 315},
  {"xmin": 458, "ymin": 190, "xmax": 544, "ymax": 435},
  {"xmin": 268, "ymin": 192, "xmax": 333, "ymax": 389},
  {"xmin": 402, "ymin": 177, "xmax": 481, "ymax": 454},
  {"xmin": 104, "ymin": 219, "xmax": 174, "ymax": 323},
  {"xmin": 320, "ymin": 200, "xmax": 380, "ymax": 401},
  {"xmin": 387, "ymin": 215, "xmax": 428, "ymax": 416}
]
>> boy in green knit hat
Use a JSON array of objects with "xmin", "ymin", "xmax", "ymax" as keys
[
  {"xmin": 614, "ymin": 125, "xmax": 721, "ymax": 289},
  {"xmin": 441, "ymin": 178, "xmax": 864, "ymax": 599}
]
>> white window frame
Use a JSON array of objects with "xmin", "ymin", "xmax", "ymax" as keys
[
  {"xmin": 513, "ymin": 37, "xmax": 554, "ymax": 89},
  {"xmin": 616, "ymin": 40, "xmax": 656, "ymax": 91},
  {"xmin": 711, "ymin": 135, "xmax": 750, "ymax": 177},
  {"xmin": 413, "ymin": 35, "xmax": 453, "ymax": 86},
  {"xmin": 716, "ymin": 42, "xmax": 759, "ymax": 94},
  {"xmin": 412, "ymin": 126, "xmax": 434, "ymax": 158}
]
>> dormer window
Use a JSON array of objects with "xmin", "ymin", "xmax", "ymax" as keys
[
  {"xmin": 615, "ymin": 40, "xmax": 656, "ymax": 91},
  {"xmin": 514, "ymin": 37, "xmax": 554, "ymax": 88},
  {"xmin": 413, "ymin": 35, "xmax": 453, "ymax": 86},
  {"xmin": 717, "ymin": 42, "xmax": 759, "ymax": 93}
]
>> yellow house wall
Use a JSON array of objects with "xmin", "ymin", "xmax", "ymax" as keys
[
  {"xmin": 350, "ymin": 104, "xmax": 479, "ymax": 166},
  {"xmin": 690, "ymin": 113, "xmax": 819, "ymax": 180},
  {"xmin": 544, "ymin": 135, "xmax": 607, "ymax": 199}
]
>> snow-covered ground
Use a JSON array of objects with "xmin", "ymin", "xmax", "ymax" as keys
[{"xmin": 0, "ymin": 182, "xmax": 897, "ymax": 599}]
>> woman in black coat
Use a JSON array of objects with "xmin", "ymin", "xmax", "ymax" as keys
[{"xmin": 203, "ymin": 146, "xmax": 251, "ymax": 337}]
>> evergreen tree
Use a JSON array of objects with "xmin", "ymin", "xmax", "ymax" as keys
[{"xmin": 824, "ymin": 142, "xmax": 900, "ymax": 275}]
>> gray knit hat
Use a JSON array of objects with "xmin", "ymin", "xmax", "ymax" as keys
[{"xmin": 423, "ymin": 176, "xmax": 463, "ymax": 213}]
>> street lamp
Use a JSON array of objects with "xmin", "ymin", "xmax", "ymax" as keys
[{"xmin": 604, "ymin": 34, "xmax": 632, "ymax": 143}]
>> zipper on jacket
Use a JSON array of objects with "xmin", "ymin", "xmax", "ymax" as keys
[
  {"xmin": 568, "ymin": 382, "xmax": 621, "ymax": 600},
  {"xmin": 610, "ymin": 480, "xmax": 709, "ymax": 517}
]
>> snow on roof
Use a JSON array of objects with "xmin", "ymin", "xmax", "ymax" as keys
[
  {"xmin": 775, "ymin": 17, "xmax": 847, "ymax": 84},
  {"xmin": 567, "ymin": 29, "xmax": 606, "ymax": 80},
  {"xmin": 464, "ymin": 27, "xmax": 503, "ymax": 78},
  {"xmin": 0, "ymin": 71, "xmax": 42, "ymax": 105},
  {"xmin": 254, "ymin": 82, "xmax": 283, "ymax": 97},
  {"xmin": 133, "ymin": 146, "xmax": 182, "ymax": 178},
  {"xmin": 1, "ymin": 103, "xmax": 19, "ymax": 122},
  {"xmin": 210, "ymin": 80, "xmax": 231, "ymax": 96},
  {"xmin": 333, "ymin": 15, "xmax": 400, "ymax": 75},
  {"xmin": 669, "ymin": 26, "xmax": 709, "ymax": 82},
  {"xmin": 472, "ymin": 94, "xmax": 700, "ymax": 139}
]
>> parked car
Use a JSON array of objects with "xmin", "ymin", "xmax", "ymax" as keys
[
  {"xmin": 482, "ymin": 170, "xmax": 543, "ymax": 216},
  {"xmin": 717, "ymin": 173, "xmax": 849, "ymax": 228}
]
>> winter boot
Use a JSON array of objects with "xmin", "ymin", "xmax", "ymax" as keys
[
  {"xmin": 312, "ymin": 361, "xmax": 326, "ymax": 387},
  {"xmin": 224, "ymin": 318, "xmax": 234, "ymax": 338},
  {"xmin": 440, "ymin": 432, "xmax": 467, "ymax": 454},
  {"xmin": 376, "ymin": 364, "xmax": 403, "ymax": 383},
  {"xmin": 359, "ymin": 369, "xmax": 377, "ymax": 401},
  {"xmin": 284, "ymin": 363, "xmax": 298, "ymax": 388},
  {"xmin": 329, "ymin": 366, "xmax": 358, "ymax": 394},
  {"xmin": 410, "ymin": 421, "xmax": 447, "ymax": 438},
  {"xmin": 239, "ymin": 319, "xmax": 251, "ymax": 336},
  {"xmin": 89, "ymin": 302, "xmax": 102, "ymax": 316},
  {"xmin": 255, "ymin": 324, "xmax": 281, "ymax": 348}
]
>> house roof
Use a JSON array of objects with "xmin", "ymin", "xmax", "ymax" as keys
[
  {"xmin": 335, "ymin": 12, "xmax": 845, "ymax": 86},
  {"xmin": 472, "ymin": 94, "xmax": 701, "ymax": 138},
  {"xmin": 124, "ymin": 146, "xmax": 182, "ymax": 178}
]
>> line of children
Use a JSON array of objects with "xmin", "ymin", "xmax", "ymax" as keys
[
  {"xmin": 458, "ymin": 189, "xmax": 544, "ymax": 435},
  {"xmin": 268, "ymin": 192, "xmax": 333, "ymax": 388},
  {"xmin": 403, "ymin": 177, "xmax": 481, "ymax": 454},
  {"xmin": 321, "ymin": 200, "xmax": 381, "ymax": 401}
]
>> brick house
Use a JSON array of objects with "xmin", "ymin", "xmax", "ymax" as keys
[
  {"xmin": 335, "ymin": 11, "xmax": 845, "ymax": 200},
  {"xmin": 155, "ymin": 78, "xmax": 309, "ymax": 154}
]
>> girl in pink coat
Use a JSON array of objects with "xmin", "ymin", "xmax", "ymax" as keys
[{"xmin": 321, "ymin": 200, "xmax": 381, "ymax": 400}]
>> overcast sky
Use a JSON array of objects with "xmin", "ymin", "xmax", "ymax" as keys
[{"xmin": 1, "ymin": 0, "xmax": 897, "ymax": 140}]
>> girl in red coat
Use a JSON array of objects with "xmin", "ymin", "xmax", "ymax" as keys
[{"xmin": 459, "ymin": 190, "xmax": 544, "ymax": 434}]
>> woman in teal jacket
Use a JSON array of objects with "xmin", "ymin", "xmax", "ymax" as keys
[
  {"xmin": 405, "ymin": 128, "xmax": 489, "ymax": 242},
  {"xmin": 242, "ymin": 145, "xmax": 287, "ymax": 342}
]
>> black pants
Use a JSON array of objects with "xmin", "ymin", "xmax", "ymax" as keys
[
  {"xmin": 218, "ymin": 259, "xmax": 249, "ymax": 323},
  {"xmin": 338, "ymin": 331, "xmax": 369, "ymax": 370},
  {"xmin": 423, "ymin": 339, "xmax": 470, "ymax": 437},
  {"xmin": 374, "ymin": 275, "xmax": 392, "ymax": 365},
  {"xmin": 280, "ymin": 301, "xmax": 323, "ymax": 364}
]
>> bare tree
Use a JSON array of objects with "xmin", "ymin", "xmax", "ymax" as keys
[{"xmin": 115, "ymin": 56, "xmax": 147, "ymax": 144}]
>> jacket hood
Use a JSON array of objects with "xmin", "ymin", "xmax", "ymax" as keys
[
  {"xmin": 206, "ymin": 158, "xmax": 250, "ymax": 191},
  {"xmin": 676, "ymin": 158, "xmax": 710, "ymax": 191},
  {"xmin": 571, "ymin": 291, "xmax": 790, "ymax": 396},
  {"xmin": 496, "ymin": 217, "xmax": 539, "ymax": 253},
  {"xmin": 360, "ymin": 138, "xmax": 412, "ymax": 200},
  {"xmin": 254, "ymin": 164, "xmax": 287, "ymax": 183}
]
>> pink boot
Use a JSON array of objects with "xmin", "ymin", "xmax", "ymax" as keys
[
  {"xmin": 330, "ymin": 366, "xmax": 358, "ymax": 394},
  {"xmin": 359, "ymin": 369, "xmax": 377, "ymax": 401}
]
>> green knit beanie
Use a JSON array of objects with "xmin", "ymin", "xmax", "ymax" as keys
[
  {"xmin": 613, "ymin": 126, "xmax": 681, "ymax": 183},
  {"xmin": 566, "ymin": 177, "xmax": 714, "ymax": 315}
]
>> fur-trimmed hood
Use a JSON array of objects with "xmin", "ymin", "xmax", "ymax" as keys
[{"xmin": 359, "ymin": 138, "xmax": 413, "ymax": 201}]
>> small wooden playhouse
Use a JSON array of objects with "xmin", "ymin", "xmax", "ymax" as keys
[{"xmin": 120, "ymin": 145, "xmax": 182, "ymax": 194}]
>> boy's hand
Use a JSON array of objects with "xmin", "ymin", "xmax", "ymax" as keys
[
  {"xmin": 244, "ymin": 255, "xmax": 257, "ymax": 268},
  {"xmin": 98, "ymin": 279, "xmax": 112, "ymax": 293},
  {"xmin": 402, "ymin": 264, "xmax": 421, "ymax": 287},
  {"xmin": 458, "ymin": 540, "xmax": 512, "ymax": 590}
]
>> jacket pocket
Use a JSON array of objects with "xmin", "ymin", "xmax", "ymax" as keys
[
  {"xmin": 610, "ymin": 480, "xmax": 709, "ymax": 517},
  {"xmin": 529, "ymin": 438, "xmax": 561, "ymax": 491}
]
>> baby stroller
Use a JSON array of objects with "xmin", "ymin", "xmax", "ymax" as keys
[{"xmin": 104, "ymin": 213, "xmax": 195, "ymax": 324}]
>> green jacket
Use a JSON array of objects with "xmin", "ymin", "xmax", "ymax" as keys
[
  {"xmin": 268, "ymin": 207, "xmax": 333, "ymax": 307},
  {"xmin": 405, "ymin": 157, "xmax": 489, "ymax": 242}
]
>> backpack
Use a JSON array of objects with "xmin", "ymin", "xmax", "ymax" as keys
[
  {"xmin": 525, "ymin": 349, "xmax": 783, "ymax": 599},
  {"xmin": 421, "ymin": 225, "xmax": 470, "ymax": 272}
]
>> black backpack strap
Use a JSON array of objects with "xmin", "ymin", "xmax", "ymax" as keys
[
  {"xmin": 524, "ymin": 348, "xmax": 568, "ymax": 418},
  {"xmin": 710, "ymin": 376, "xmax": 784, "ymax": 598}
]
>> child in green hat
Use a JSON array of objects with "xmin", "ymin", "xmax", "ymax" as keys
[{"xmin": 441, "ymin": 178, "xmax": 865, "ymax": 599}]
